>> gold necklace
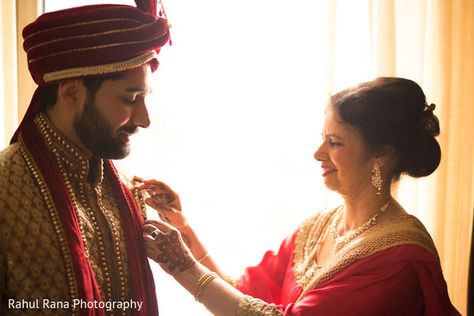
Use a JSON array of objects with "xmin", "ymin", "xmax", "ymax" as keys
[
  {"xmin": 329, "ymin": 200, "xmax": 391, "ymax": 253},
  {"xmin": 294, "ymin": 214, "xmax": 332, "ymax": 286}
]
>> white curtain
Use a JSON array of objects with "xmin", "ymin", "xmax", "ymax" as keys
[
  {"xmin": 3, "ymin": 0, "xmax": 473, "ymax": 314},
  {"xmin": 0, "ymin": 0, "xmax": 18, "ymax": 147}
]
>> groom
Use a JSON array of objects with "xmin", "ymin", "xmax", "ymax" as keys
[{"xmin": 0, "ymin": 1, "xmax": 170, "ymax": 315}]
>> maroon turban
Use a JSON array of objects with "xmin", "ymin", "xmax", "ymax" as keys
[
  {"xmin": 11, "ymin": 0, "xmax": 170, "ymax": 143},
  {"xmin": 23, "ymin": 1, "xmax": 169, "ymax": 85}
]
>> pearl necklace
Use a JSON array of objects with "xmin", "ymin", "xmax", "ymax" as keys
[{"xmin": 329, "ymin": 200, "xmax": 391, "ymax": 253}]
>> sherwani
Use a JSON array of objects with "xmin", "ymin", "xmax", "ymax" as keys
[{"xmin": 0, "ymin": 113, "xmax": 153, "ymax": 315}]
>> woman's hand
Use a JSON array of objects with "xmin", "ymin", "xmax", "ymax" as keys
[
  {"xmin": 133, "ymin": 177, "xmax": 188, "ymax": 229},
  {"xmin": 143, "ymin": 219, "xmax": 196, "ymax": 275},
  {"xmin": 135, "ymin": 177, "xmax": 216, "ymax": 273}
]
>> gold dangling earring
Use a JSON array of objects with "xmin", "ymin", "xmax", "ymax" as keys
[{"xmin": 371, "ymin": 162, "xmax": 382, "ymax": 195}]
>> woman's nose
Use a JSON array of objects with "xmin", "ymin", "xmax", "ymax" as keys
[{"xmin": 313, "ymin": 142, "xmax": 326, "ymax": 161}]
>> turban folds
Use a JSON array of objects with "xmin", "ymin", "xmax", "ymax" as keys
[{"xmin": 23, "ymin": 3, "xmax": 170, "ymax": 85}]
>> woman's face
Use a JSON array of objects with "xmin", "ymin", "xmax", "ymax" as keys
[{"xmin": 314, "ymin": 107, "xmax": 375, "ymax": 197}]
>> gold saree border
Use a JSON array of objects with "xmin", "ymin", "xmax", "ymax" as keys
[
  {"xmin": 237, "ymin": 295, "xmax": 283, "ymax": 316},
  {"xmin": 293, "ymin": 210, "xmax": 333, "ymax": 287},
  {"xmin": 293, "ymin": 210, "xmax": 439, "ymax": 301}
]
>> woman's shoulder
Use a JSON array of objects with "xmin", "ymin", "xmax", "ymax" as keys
[{"xmin": 364, "ymin": 213, "xmax": 439, "ymax": 260}]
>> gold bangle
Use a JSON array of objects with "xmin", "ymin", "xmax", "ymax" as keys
[
  {"xmin": 194, "ymin": 272, "xmax": 218, "ymax": 302},
  {"xmin": 223, "ymin": 274, "xmax": 239, "ymax": 288}
]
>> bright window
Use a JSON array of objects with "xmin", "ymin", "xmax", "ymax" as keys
[{"xmin": 43, "ymin": 1, "xmax": 427, "ymax": 314}]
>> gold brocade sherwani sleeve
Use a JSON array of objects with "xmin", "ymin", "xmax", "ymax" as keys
[{"xmin": 0, "ymin": 144, "xmax": 72, "ymax": 316}]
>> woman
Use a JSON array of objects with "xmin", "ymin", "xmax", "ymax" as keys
[{"xmin": 137, "ymin": 77, "xmax": 460, "ymax": 315}]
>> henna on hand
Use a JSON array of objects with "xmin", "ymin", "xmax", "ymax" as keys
[
  {"xmin": 134, "ymin": 178, "xmax": 189, "ymax": 229},
  {"xmin": 153, "ymin": 230, "xmax": 195, "ymax": 273},
  {"xmin": 134, "ymin": 179, "xmax": 182, "ymax": 211},
  {"xmin": 151, "ymin": 190, "xmax": 176, "ymax": 205}
]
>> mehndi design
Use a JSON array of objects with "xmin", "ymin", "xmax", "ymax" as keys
[{"xmin": 154, "ymin": 230, "xmax": 195, "ymax": 273}]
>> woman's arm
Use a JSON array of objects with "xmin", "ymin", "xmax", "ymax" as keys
[
  {"xmin": 143, "ymin": 220, "xmax": 283, "ymax": 316},
  {"xmin": 143, "ymin": 220, "xmax": 243, "ymax": 315}
]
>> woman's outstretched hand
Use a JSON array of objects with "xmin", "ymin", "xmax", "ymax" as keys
[
  {"xmin": 133, "ymin": 177, "xmax": 188, "ymax": 229},
  {"xmin": 143, "ymin": 219, "xmax": 196, "ymax": 275}
]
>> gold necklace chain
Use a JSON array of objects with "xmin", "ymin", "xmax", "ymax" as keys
[
  {"xmin": 294, "ymin": 221, "xmax": 327, "ymax": 285},
  {"xmin": 329, "ymin": 200, "xmax": 391, "ymax": 253}
]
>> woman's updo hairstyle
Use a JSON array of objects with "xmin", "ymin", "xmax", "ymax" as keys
[{"xmin": 330, "ymin": 77, "xmax": 441, "ymax": 180}]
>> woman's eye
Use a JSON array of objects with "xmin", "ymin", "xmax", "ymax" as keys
[
  {"xmin": 122, "ymin": 97, "xmax": 136, "ymax": 104},
  {"xmin": 329, "ymin": 139, "xmax": 342, "ymax": 147}
]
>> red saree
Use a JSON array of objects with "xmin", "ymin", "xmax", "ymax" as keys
[{"xmin": 238, "ymin": 211, "xmax": 460, "ymax": 316}]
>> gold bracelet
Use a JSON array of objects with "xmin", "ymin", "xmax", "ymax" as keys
[
  {"xmin": 222, "ymin": 274, "xmax": 239, "ymax": 288},
  {"xmin": 194, "ymin": 272, "xmax": 218, "ymax": 302}
]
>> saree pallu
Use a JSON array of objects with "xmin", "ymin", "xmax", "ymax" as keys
[{"xmin": 238, "ymin": 211, "xmax": 460, "ymax": 316}]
